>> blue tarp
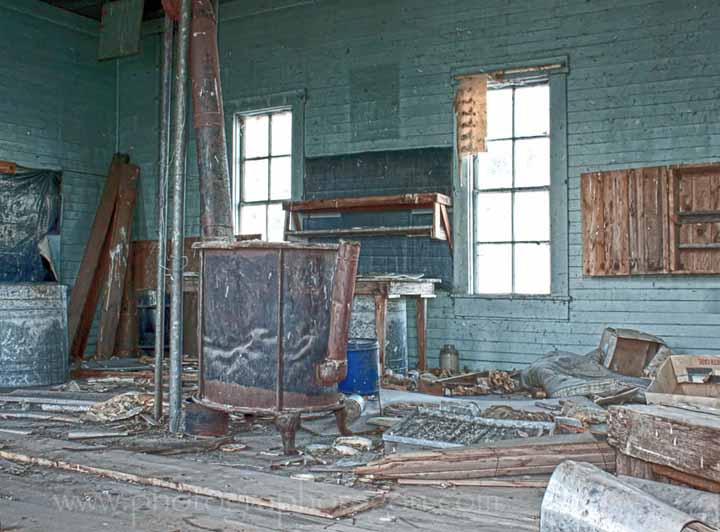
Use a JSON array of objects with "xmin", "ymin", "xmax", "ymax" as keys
[{"xmin": 0, "ymin": 169, "xmax": 62, "ymax": 282}]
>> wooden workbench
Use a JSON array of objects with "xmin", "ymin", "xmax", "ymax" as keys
[{"xmin": 354, "ymin": 275, "xmax": 440, "ymax": 372}]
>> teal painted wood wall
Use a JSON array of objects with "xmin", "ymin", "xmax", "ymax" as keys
[
  {"xmin": 118, "ymin": 0, "xmax": 720, "ymax": 368},
  {"xmin": 0, "ymin": 2, "xmax": 115, "ymax": 352},
  {"xmin": 8, "ymin": 0, "xmax": 718, "ymax": 365}
]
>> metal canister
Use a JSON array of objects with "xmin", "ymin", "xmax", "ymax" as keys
[{"xmin": 439, "ymin": 344, "xmax": 460, "ymax": 372}]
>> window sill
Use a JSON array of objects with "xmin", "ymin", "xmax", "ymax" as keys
[
  {"xmin": 450, "ymin": 293, "xmax": 570, "ymax": 302},
  {"xmin": 445, "ymin": 292, "xmax": 570, "ymax": 321}
]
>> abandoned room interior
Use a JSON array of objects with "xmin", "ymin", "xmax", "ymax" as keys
[{"xmin": 1, "ymin": 0, "xmax": 720, "ymax": 530}]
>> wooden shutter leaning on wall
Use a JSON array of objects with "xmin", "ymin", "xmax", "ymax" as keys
[{"xmin": 582, "ymin": 162, "xmax": 720, "ymax": 276}]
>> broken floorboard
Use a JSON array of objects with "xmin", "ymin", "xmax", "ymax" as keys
[{"xmin": 0, "ymin": 434, "xmax": 385, "ymax": 519}]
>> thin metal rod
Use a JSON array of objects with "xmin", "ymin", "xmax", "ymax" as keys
[
  {"xmin": 154, "ymin": 14, "xmax": 175, "ymax": 422},
  {"xmin": 168, "ymin": 0, "xmax": 192, "ymax": 434}
]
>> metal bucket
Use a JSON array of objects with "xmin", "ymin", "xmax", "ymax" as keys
[
  {"xmin": 350, "ymin": 295, "xmax": 408, "ymax": 375},
  {"xmin": 136, "ymin": 289, "xmax": 169, "ymax": 352},
  {"xmin": 195, "ymin": 241, "xmax": 359, "ymax": 414},
  {"xmin": 0, "ymin": 283, "xmax": 68, "ymax": 387},
  {"xmin": 339, "ymin": 338, "xmax": 379, "ymax": 396}
]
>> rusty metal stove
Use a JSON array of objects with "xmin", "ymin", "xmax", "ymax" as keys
[{"xmin": 193, "ymin": 240, "xmax": 359, "ymax": 453}]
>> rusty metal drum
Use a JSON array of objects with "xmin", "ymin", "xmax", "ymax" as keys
[{"xmin": 195, "ymin": 241, "xmax": 358, "ymax": 414}]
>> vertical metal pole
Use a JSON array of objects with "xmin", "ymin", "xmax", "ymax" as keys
[
  {"xmin": 168, "ymin": 0, "xmax": 192, "ymax": 433},
  {"xmin": 154, "ymin": 15, "xmax": 175, "ymax": 422}
]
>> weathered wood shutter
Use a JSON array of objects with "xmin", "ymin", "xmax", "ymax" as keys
[
  {"xmin": 582, "ymin": 162, "xmax": 720, "ymax": 276},
  {"xmin": 671, "ymin": 163, "xmax": 720, "ymax": 273}
]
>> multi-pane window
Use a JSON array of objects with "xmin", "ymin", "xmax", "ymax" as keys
[
  {"xmin": 235, "ymin": 110, "xmax": 292, "ymax": 241},
  {"xmin": 473, "ymin": 82, "xmax": 551, "ymax": 294}
]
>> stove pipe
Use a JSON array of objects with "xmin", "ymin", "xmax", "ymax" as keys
[{"xmin": 190, "ymin": 0, "xmax": 234, "ymax": 240}]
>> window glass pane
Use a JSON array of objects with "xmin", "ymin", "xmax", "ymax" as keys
[
  {"xmin": 271, "ymin": 111, "xmax": 292, "ymax": 156},
  {"xmin": 476, "ymin": 140, "xmax": 512, "ymax": 190},
  {"xmin": 242, "ymin": 159, "xmax": 269, "ymax": 202},
  {"xmin": 514, "ymin": 243, "xmax": 550, "ymax": 294},
  {"xmin": 514, "ymin": 190, "xmax": 550, "ymax": 241},
  {"xmin": 270, "ymin": 156, "xmax": 291, "ymax": 200},
  {"xmin": 475, "ymin": 244, "xmax": 512, "ymax": 294},
  {"xmin": 487, "ymin": 88, "xmax": 513, "ymax": 140},
  {"xmin": 240, "ymin": 204, "xmax": 266, "ymax": 240},
  {"xmin": 515, "ymin": 137, "xmax": 550, "ymax": 188},
  {"xmin": 243, "ymin": 115, "xmax": 269, "ymax": 158},
  {"xmin": 267, "ymin": 203, "xmax": 285, "ymax": 242},
  {"xmin": 514, "ymin": 85, "xmax": 549, "ymax": 137},
  {"xmin": 476, "ymin": 192, "xmax": 511, "ymax": 242}
]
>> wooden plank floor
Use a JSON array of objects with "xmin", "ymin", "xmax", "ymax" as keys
[{"xmin": 0, "ymin": 459, "xmax": 543, "ymax": 531}]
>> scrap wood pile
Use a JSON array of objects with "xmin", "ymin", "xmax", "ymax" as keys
[
  {"xmin": 383, "ymin": 367, "xmax": 526, "ymax": 397},
  {"xmin": 355, "ymin": 435, "xmax": 615, "ymax": 482}
]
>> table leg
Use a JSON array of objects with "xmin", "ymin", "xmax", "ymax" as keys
[
  {"xmin": 374, "ymin": 295, "xmax": 387, "ymax": 374},
  {"xmin": 416, "ymin": 296, "xmax": 427, "ymax": 371}
]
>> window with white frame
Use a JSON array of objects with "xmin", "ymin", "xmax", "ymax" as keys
[
  {"xmin": 473, "ymin": 81, "xmax": 551, "ymax": 294},
  {"xmin": 234, "ymin": 109, "xmax": 293, "ymax": 241}
]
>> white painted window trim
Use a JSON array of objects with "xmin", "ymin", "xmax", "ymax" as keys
[
  {"xmin": 226, "ymin": 89, "xmax": 306, "ymax": 235},
  {"xmin": 451, "ymin": 57, "xmax": 569, "ymax": 308}
]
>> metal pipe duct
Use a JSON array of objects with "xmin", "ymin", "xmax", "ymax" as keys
[
  {"xmin": 316, "ymin": 240, "xmax": 360, "ymax": 385},
  {"xmin": 190, "ymin": 0, "xmax": 233, "ymax": 240},
  {"xmin": 153, "ymin": 15, "xmax": 175, "ymax": 422},
  {"xmin": 167, "ymin": 0, "xmax": 192, "ymax": 433}
]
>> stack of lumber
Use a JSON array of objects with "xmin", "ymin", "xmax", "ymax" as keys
[
  {"xmin": 608, "ymin": 404, "xmax": 720, "ymax": 493},
  {"xmin": 355, "ymin": 435, "xmax": 615, "ymax": 481}
]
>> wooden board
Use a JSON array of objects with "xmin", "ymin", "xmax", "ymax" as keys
[
  {"xmin": 356, "ymin": 436, "xmax": 615, "ymax": 480},
  {"xmin": 454, "ymin": 74, "xmax": 487, "ymax": 157},
  {"xmin": 582, "ymin": 170, "xmax": 630, "ymax": 275},
  {"xmin": 283, "ymin": 193, "xmax": 451, "ymax": 213},
  {"xmin": 68, "ymin": 154, "xmax": 133, "ymax": 360},
  {"xmin": 96, "ymin": 165, "xmax": 140, "ymax": 359},
  {"xmin": 608, "ymin": 404, "xmax": 720, "ymax": 484},
  {"xmin": 629, "ymin": 166, "xmax": 668, "ymax": 273},
  {"xmin": 0, "ymin": 434, "xmax": 385, "ymax": 519}
]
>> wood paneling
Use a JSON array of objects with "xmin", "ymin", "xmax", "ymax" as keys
[
  {"xmin": 629, "ymin": 167, "xmax": 667, "ymax": 273},
  {"xmin": 582, "ymin": 169, "xmax": 633, "ymax": 276},
  {"xmin": 672, "ymin": 163, "xmax": 720, "ymax": 273},
  {"xmin": 582, "ymin": 163, "xmax": 720, "ymax": 276}
]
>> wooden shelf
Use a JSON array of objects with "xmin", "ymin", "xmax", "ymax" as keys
[{"xmin": 283, "ymin": 193, "xmax": 452, "ymax": 250}]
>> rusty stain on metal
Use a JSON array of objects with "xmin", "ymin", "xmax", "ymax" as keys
[
  {"xmin": 194, "ymin": 240, "xmax": 360, "ymax": 452},
  {"xmin": 190, "ymin": 0, "xmax": 233, "ymax": 240},
  {"xmin": 317, "ymin": 240, "xmax": 360, "ymax": 385}
]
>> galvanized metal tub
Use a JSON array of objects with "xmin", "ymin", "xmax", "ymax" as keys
[
  {"xmin": 0, "ymin": 283, "xmax": 69, "ymax": 387},
  {"xmin": 350, "ymin": 295, "xmax": 408, "ymax": 375},
  {"xmin": 194, "ymin": 241, "xmax": 356, "ymax": 414}
]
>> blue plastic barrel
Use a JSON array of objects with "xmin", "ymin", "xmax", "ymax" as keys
[{"xmin": 339, "ymin": 338, "xmax": 380, "ymax": 396}]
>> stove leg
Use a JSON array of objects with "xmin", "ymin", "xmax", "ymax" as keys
[
  {"xmin": 335, "ymin": 407, "xmax": 353, "ymax": 436},
  {"xmin": 275, "ymin": 412, "xmax": 301, "ymax": 455}
]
